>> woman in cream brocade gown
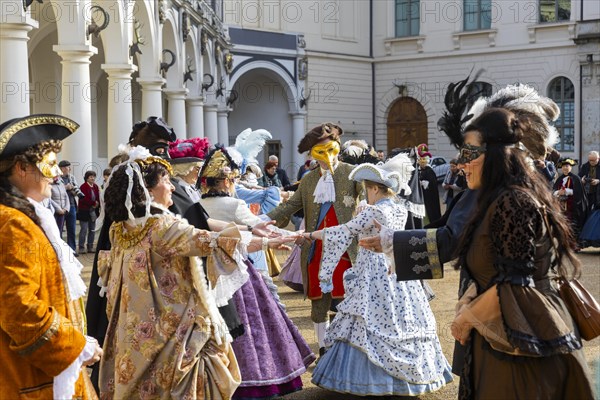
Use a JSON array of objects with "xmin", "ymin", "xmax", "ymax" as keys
[{"xmin": 98, "ymin": 155, "xmax": 241, "ymax": 399}]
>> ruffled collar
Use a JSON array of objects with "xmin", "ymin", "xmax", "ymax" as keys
[{"xmin": 28, "ymin": 198, "xmax": 87, "ymax": 301}]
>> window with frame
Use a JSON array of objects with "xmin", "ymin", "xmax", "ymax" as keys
[
  {"xmin": 464, "ymin": 0, "xmax": 491, "ymax": 31},
  {"xmin": 539, "ymin": 0, "xmax": 571, "ymax": 23},
  {"xmin": 466, "ymin": 81, "xmax": 493, "ymax": 111},
  {"xmin": 548, "ymin": 77, "xmax": 575, "ymax": 152},
  {"xmin": 264, "ymin": 140, "xmax": 282, "ymax": 165},
  {"xmin": 395, "ymin": 0, "xmax": 420, "ymax": 37}
]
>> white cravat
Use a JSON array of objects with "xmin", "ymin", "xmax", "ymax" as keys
[
  {"xmin": 28, "ymin": 198, "xmax": 87, "ymax": 301},
  {"xmin": 313, "ymin": 163, "xmax": 339, "ymax": 204}
]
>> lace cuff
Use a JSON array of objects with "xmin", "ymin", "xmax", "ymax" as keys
[
  {"xmin": 380, "ymin": 224, "xmax": 394, "ymax": 254},
  {"xmin": 319, "ymin": 280, "xmax": 333, "ymax": 293},
  {"xmin": 53, "ymin": 336, "xmax": 97, "ymax": 399}
]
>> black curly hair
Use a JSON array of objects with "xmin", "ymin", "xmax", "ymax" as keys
[
  {"xmin": 0, "ymin": 140, "xmax": 62, "ymax": 226},
  {"xmin": 104, "ymin": 162, "xmax": 169, "ymax": 222}
]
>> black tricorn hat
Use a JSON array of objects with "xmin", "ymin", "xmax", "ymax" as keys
[
  {"xmin": 297, "ymin": 122, "xmax": 344, "ymax": 154},
  {"xmin": 129, "ymin": 116, "xmax": 176, "ymax": 144},
  {"xmin": 0, "ymin": 114, "xmax": 79, "ymax": 160},
  {"xmin": 556, "ymin": 158, "xmax": 577, "ymax": 168}
]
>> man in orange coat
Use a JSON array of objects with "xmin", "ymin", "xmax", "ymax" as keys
[{"xmin": 0, "ymin": 115, "xmax": 102, "ymax": 399}]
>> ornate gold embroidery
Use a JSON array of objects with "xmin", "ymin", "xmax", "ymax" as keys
[
  {"xmin": 0, "ymin": 115, "xmax": 79, "ymax": 154},
  {"xmin": 135, "ymin": 157, "xmax": 174, "ymax": 176},
  {"xmin": 114, "ymin": 217, "xmax": 159, "ymax": 249},
  {"xmin": 426, "ymin": 229, "xmax": 442, "ymax": 279}
]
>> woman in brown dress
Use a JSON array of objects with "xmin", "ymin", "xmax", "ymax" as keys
[{"xmin": 451, "ymin": 108, "xmax": 595, "ymax": 399}]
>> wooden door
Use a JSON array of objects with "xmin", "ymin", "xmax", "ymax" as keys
[{"xmin": 386, "ymin": 97, "xmax": 428, "ymax": 151}]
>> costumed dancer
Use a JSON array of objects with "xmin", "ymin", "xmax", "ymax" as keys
[
  {"xmin": 168, "ymin": 137, "xmax": 211, "ymax": 203},
  {"xmin": 307, "ymin": 154, "xmax": 453, "ymax": 396},
  {"xmin": 448, "ymin": 107, "xmax": 594, "ymax": 399},
  {"xmin": 279, "ymin": 139, "xmax": 379, "ymax": 294},
  {"xmin": 229, "ymin": 128, "xmax": 284, "ymax": 277},
  {"xmin": 233, "ymin": 128, "xmax": 284, "ymax": 216},
  {"xmin": 266, "ymin": 123, "xmax": 363, "ymax": 358},
  {"xmin": 198, "ymin": 147, "xmax": 316, "ymax": 399},
  {"xmin": 0, "ymin": 115, "xmax": 101, "ymax": 399},
  {"xmin": 362, "ymin": 82, "xmax": 596, "ymax": 398},
  {"xmin": 98, "ymin": 148, "xmax": 241, "ymax": 399}
]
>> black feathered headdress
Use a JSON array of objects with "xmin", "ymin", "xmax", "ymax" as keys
[{"xmin": 437, "ymin": 69, "xmax": 484, "ymax": 149}]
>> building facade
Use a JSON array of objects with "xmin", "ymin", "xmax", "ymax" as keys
[
  {"xmin": 224, "ymin": 0, "xmax": 599, "ymax": 175},
  {"xmin": 1, "ymin": 0, "xmax": 598, "ymax": 179},
  {"xmin": 1, "ymin": 0, "xmax": 234, "ymax": 178}
]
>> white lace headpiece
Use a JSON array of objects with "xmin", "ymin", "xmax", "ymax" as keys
[{"xmin": 96, "ymin": 145, "xmax": 154, "ymax": 228}]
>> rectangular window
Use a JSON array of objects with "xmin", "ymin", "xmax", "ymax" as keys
[
  {"xmin": 264, "ymin": 141, "xmax": 281, "ymax": 165},
  {"xmin": 464, "ymin": 0, "xmax": 491, "ymax": 31},
  {"xmin": 539, "ymin": 0, "xmax": 571, "ymax": 23},
  {"xmin": 395, "ymin": 0, "xmax": 420, "ymax": 37},
  {"xmin": 549, "ymin": 77, "xmax": 575, "ymax": 152}
]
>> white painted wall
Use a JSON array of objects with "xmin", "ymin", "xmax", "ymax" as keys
[
  {"xmin": 227, "ymin": 69, "xmax": 295, "ymax": 170},
  {"xmin": 224, "ymin": 0, "xmax": 371, "ymax": 56},
  {"xmin": 306, "ymin": 56, "xmax": 372, "ymax": 144}
]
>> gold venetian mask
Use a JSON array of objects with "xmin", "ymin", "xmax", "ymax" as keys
[
  {"xmin": 311, "ymin": 140, "xmax": 340, "ymax": 174},
  {"xmin": 36, "ymin": 152, "xmax": 62, "ymax": 178}
]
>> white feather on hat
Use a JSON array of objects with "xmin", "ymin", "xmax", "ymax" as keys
[
  {"xmin": 349, "ymin": 153, "xmax": 414, "ymax": 194},
  {"xmin": 465, "ymin": 84, "xmax": 560, "ymax": 158},
  {"xmin": 230, "ymin": 128, "xmax": 272, "ymax": 173}
]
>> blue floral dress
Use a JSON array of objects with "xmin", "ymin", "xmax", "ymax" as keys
[{"xmin": 311, "ymin": 198, "xmax": 453, "ymax": 396}]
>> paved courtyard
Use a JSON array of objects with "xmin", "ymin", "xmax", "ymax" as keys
[{"xmin": 81, "ymin": 246, "xmax": 600, "ymax": 399}]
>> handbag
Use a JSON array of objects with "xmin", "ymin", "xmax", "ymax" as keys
[
  {"xmin": 555, "ymin": 277, "xmax": 600, "ymax": 341},
  {"xmin": 540, "ymin": 205, "xmax": 600, "ymax": 341}
]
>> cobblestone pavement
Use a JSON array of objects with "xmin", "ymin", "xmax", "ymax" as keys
[{"xmin": 81, "ymin": 247, "xmax": 600, "ymax": 400}]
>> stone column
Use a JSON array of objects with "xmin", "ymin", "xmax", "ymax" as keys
[
  {"xmin": 217, "ymin": 107, "xmax": 230, "ymax": 146},
  {"xmin": 291, "ymin": 112, "xmax": 307, "ymax": 172},
  {"xmin": 53, "ymin": 44, "xmax": 97, "ymax": 180},
  {"xmin": 163, "ymin": 88, "xmax": 188, "ymax": 139},
  {"xmin": 186, "ymin": 97, "xmax": 205, "ymax": 138},
  {"xmin": 102, "ymin": 64, "xmax": 137, "ymax": 156},
  {"xmin": 203, "ymin": 104, "xmax": 218, "ymax": 145},
  {"xmin": 0, "ymin": 7, "xmax": 37, "ymax": 119},
  {"xmin": 137, "ymin": 77, "xmax": 165, "ymax": 119}
]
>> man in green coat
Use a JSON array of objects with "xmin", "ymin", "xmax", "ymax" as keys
[{"xmin": 267, "ymin": 123, "xmax": 362, "ymax": 356}]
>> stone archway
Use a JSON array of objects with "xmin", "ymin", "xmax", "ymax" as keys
[{"xmin": 386, "ymin": 97, "xmax": 428, "ymax": 151}]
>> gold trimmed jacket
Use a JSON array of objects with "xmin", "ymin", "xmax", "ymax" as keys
[{"xmin": 0, "ymin": 205, "xmax": 94, "ymax": 399}]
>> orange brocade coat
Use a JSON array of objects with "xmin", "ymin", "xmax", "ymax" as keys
[{"xmin": 0, "ymin": 204, "xmax": 95, "ymax": 399}]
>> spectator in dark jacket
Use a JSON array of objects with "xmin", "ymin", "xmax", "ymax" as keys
[
  {"xmin": 442, "ymin": 159, "xmax": 466, "ymax": 205},
  {"xmin": 59, "ymin": 160, "xmax": 80, "ymax": 252},
  {"xmin": 77, "ymin": 170, "xmax": 100, "ymax": 254},
  {"xmin": 259, "ymin": 161, "xmax": 283, "ymax": 188},
  {"xmin": 268, "ymin": 155, "xmax": 291, "ymax": 187},
  {"xmin": 579, "ymin": 150, "xmax": 599, "ymax": 210}
]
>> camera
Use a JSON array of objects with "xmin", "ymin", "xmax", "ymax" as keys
[{"xmin": 70, "ymin": 186, "xmax": 85, "ymax": 198}]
